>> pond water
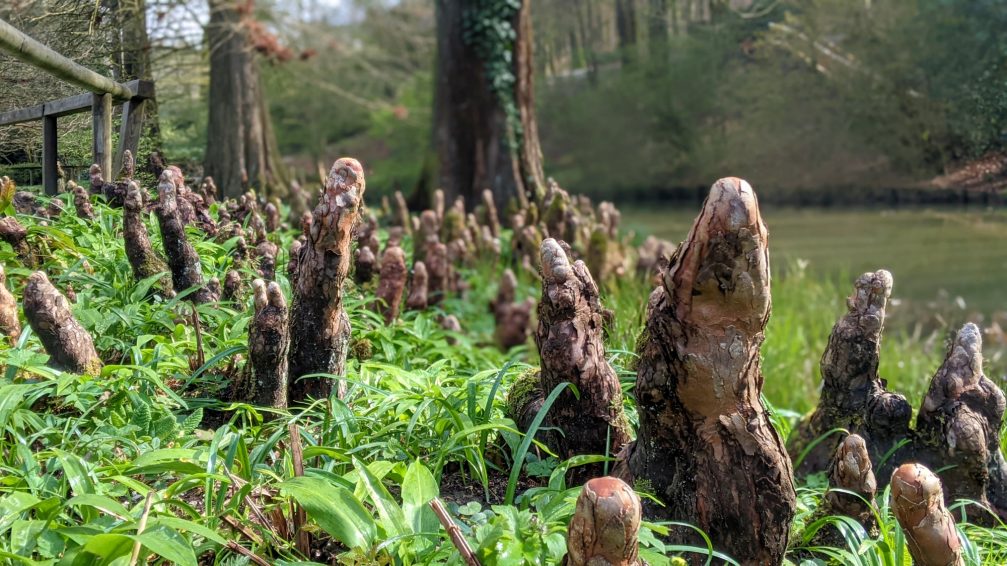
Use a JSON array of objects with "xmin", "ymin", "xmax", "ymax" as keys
[{"xmin": 623, "ymin": 205, "xmax": 1007, "ymax": 319}]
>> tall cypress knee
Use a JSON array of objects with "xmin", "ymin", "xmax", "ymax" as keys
[
  {"xmin": 23, "ymin": 272, "xmax": 102, "ymax": 374},
  {"xmin": 534, "ymin": 238, "xmax": 631, "ymax": 482},
  {"xmin": 123, "ymin": 180, "xmax": 168, "ymax": 283},
  {"xmin": 0, "ymin": 265, "xmax": 21, "ymax": 343},
  {"xmin": 565, "ymin": 477, "xmax": 643, "ymax": 566},
  {"xmin": 615, "ymin": 178, "xmax": 796, "ymax": 565},
  {"xmin": 288, "ymin": 158, "xmax": 365, "ymax": 402},
  {"xmin": 156, "ymin": 167, "xmax": 214, "ymax": 303}
]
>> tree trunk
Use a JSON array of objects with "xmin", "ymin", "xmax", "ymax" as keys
[
  {"xmin": 433, "ymin": 0, "xmax": 546, "ymax": 213},
  {"xmin": 287, "ymin": 159, "xmax": 365, "ymax": 403},
  {"xmin": 205, "ymin": 0, "xmax": 287, "ymax": 198},
  {"xmin": 615, "ymin": 0, "xmax": 638, "ymax": 66},
  {"xmin": 614, "ymin": 178, "xmax": 796, "ymax": 565}
]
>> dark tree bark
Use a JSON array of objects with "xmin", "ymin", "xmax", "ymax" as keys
[
  {"xmin": 614, "ymin": 178, "xmax": 796, "ymax": 565},
  {"xmin": 155, "ymin": 168, "xmax": 215, "ymax": 304},
  {"xmin": 23, "ymin": 271, "xmax": 102, "ymax": 374},
  {"xmin": 71, "ymin": 182, "xmax": 97, "ymax": 221},
  {"xmin": 123, "ymin": 180, "xmax": 167, "ymax": 284},
  {"xmin": 241, "ymin": 279, "xmax": 289, "ymax": 408},
  {"xmin": 564, "ymin": 477, "xmax": 643, "ymax": 566},
  {"xmin": 615, "ymin": 0, "xmax": 638, "ymax": 66},
  {"xmin": 205, "ymin": 0, "xmax": 288, "ymax": 198},
  {"xmin": 288, "ymin": 159, "xmax": 365, "ymax": 402},
  {"xmin": 433, "ymin": 0, "xmax": 546, "ymax": 211},
  {"xmin": 0, "ymin": 265, "xmax": 21, "ymax": 343},
  {"xmin": 529, "ymin": 238, "xmax": 632, "ymax": 482}
]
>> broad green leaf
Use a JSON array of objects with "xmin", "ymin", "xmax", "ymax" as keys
[
  {"xmin": 130, "ymin": 525, "xmax": 198, "ymax": 566},
  {"xmin": 280, "ymin": 476, "xmax": 376, "ymax": 549},
  {"xmin": 401, "ymin": 461, "xmax": 439, "ymax": 535},
  {"xmin": 353, "ymin": 458, "xmax": 408, "ymax": 538}
]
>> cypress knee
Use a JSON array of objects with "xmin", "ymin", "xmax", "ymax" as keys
[
  {"xmin": 426, "ymin": 241, "xmax": 450, "ymax": 305},
  {"xmin": 23, "ymin": 272, "xmax": 102, "ymax": 374},
  {"xmin": 615, "ymin": 178, "xmax": 796, "ymax": 565},
  {"xmin": 406, "ymin": 261, "xmax": 429, "ymax": 311},
  {"xmin": 788, "ymin": 270, "xmax": 912, "ymax": 480},
  {"xmin": 288, "ymin": 158, "xmax": 365, "ymax": 402},
  {"xmin": 123, "ymin": 181, "xmax": 168, "ymax": 283},
  {"xmin": 374, "ymin": 246, "xmax": 407, "ymax": 324},
  {"xmin": 244, "ymin": 279, "xmax": 289, "ymax": 408},
  {"xmin": 564, "ymin": 477, "xmax": 643, "ymax": 566},
  {"xmin": 491, "ymin": 269, "xmax": 534, "ymax": 350},
  {"xmin": 533, "ymin": 238, "xmax": 631, "ymax": 481},
  {"xmin": 223, "ymin": 270, "xmax": 243, "ymax": 303},
  {"xmin": 0, "ymin": 216, "xmax": 35, "ymax": 267},
  {"xmin": 808, "ymin": 433, "xmax": 878, "ymax": 548},
  {"xmin": 891, "ymin": 463, "xmax": 964, "ymax": 566},
  {"xmin": 0, "ymin": 265, "xmax": 20, "ymax": 342},
  {"xmin": 916, "ymin": 323, "xmax": 1007, "ymax": 523},
  {"xmin": 155, "ymin": 168, "xmax": 214, "ymax": 304}
]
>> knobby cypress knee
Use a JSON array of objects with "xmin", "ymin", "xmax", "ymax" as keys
[
  {"xmin": 614, "ymin": 178, "xmax": 796, "ymax": 565},
  {"xmin": 288, "ymin": 158, "xmax": 366, "ymax": 403},
  {"xmin": 530, "ymin": 238, "xmax": 631, "ymax": 482},
  {"xmin": 243, "ymin": 279, "xmax": 289, "ymax": 408},
  {"xmin": 890, "ymin": 463, "xmax": 964, "ymax": 566},
  {"xmin": 155, "ymin": 167, "xmax": 215, "ymax": 304},
  {"xmin": 374, "ymin": 245, "xmax": 406, "ymax": 324},
  {"xmin": 123, "ymin": 180, "xmax": 168, "ymax": 284},
  {"xmin": 0, "ymin": 265, "xmax": 20, "ymax": 343},
  {"xmin": 23, "ymin": 271, "xmax": 102, "ymax": 374}
]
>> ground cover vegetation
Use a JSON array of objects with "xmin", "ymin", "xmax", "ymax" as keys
[{"xmin": 0, "ymin": 164, "xmax": 1003, "ymax": 565}]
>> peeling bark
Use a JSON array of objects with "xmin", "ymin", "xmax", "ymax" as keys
[
  {"xmin": 0, "ymin": 265, "xmax": 20, "ymax": 343},
  {"xmin": 564, "ymin": 477, "xmax": 643, "ymax": 566},
  {"xmin": 288, "ymin": 158, "xmax": 365, "ymax": 402},
  {"xmin": 241, "ymin": 279, "xmax": 289, "ymax": 408},
  {"xmin": 23, "ymin": 271, "xmax": 102, "ymax": 374},
  {"xmin": 406, "ymin": 261, "xmax": 429, "ymax": 311},
  {"xmin": 891, "ymin": 463, "xmax": 964, "ymax": 566},
  {"xmin": 614, "ymin": 178, "xmax": 796, "ymax": 565},
  {"xmin": 123, "ymin": 180, "xmax": 168, "ymax": 283},
  {"xmin": 155, "ymin": 168, "xmax": 215, "ymax": 304},
  {"xmin": 375, "ymin": 246, "xmax": 407, "ymax": 324},
  {"xmin": 531, "ymin": 238, "xmax": 631, "ymax": 481},
  {"xmin": 490, "ymin": 269, "xmax": 534, "ymax": 350}
]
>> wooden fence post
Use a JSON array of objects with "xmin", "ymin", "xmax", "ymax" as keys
[
  {"xmin": 42, "ymin": 115, "xmax": 57, "ymax": 195},
  {"xmin": 92, "ymin": 93, "xmax": 112, "ymax": 177}
]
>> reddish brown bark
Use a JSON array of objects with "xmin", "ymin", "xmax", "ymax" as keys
[
  {"xmin": 23, "ymin": 271, "xmax": 102, "ymax": 374},
  {"xmin": 288, "ymin": 158, "xmax": 365, "ymax": 402},
  {"xmin": 891, "ymin": 463, "xmax": 964, "ymax": 566},
  {"xmin": 564, "ymin": 477, "xmax": 643, "ymax": 566},
  {"xmin": 614, "ymin": 178, "xmax": 796, "ymax": 565}
]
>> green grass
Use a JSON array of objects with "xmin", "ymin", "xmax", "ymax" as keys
[{"xmin": 0, "ymin": 193, "xmax": 1003, "ymax": 564}]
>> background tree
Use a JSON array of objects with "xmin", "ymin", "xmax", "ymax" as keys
[{"xmin": 431, "ymin": 0, "xmax": 546, "ymax": 211}]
